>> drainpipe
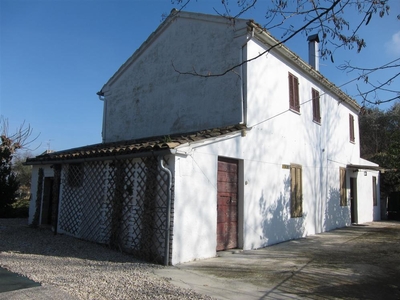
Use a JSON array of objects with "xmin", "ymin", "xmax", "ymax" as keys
[
  {"xmin": 158, "ymin": 156, "xmax": 172, "ymax": 266},
  {"xmin": 97, "ymin": 90, "xmax": 107, "ymax": 142}
]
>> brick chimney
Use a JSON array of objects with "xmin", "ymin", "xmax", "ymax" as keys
[{"xmin": 307, "ymin": 34, "xmax": 320, "ymax": 71}]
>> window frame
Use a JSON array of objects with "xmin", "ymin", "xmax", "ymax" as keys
[
  {"xmin": 312, "ymin": 88, "xmax": 321, "ymax": 124},
  {"xmin": 288, "ymin": 72, "xmax": 300, "ymax": 113},
  {"xmin": 349, "ymin": 114, "xmax": 355, "ymax": 143},
  {"xmin": 290, "ymin": 164, "xmax": 303, "ymax": 218}
]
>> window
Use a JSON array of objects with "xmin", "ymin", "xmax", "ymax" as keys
[
  {"xmin": 312, "ymin": 88, "xmax": 321, "ymax": 123},
  {"xmin": 349, "ymin": 114, "xmax": 355, "ymax": 143},
  {"xmin": 288, "ymin": 72, "xmax": 300, "ymax": 112},
  {"xmin": 68, "ymin": 163, "xmax": 84, "ymax": 187},
  {"xmin": 340, "ymin": 167, "xmax": 347, "ymax": 206},
  {"xmin": 290, "ymin": 164, "xmax": 302, "ymax": 218},
  {"xmin": 372, "ymin": 176, "xmax": 377, "ymax": 206}
]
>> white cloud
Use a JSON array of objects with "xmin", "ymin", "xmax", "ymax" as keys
[{"xmin": 385, "ymin": 31, "xmax": 400, "ymax": 56}]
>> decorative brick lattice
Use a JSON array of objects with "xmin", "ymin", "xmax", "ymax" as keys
[{"xmin": 58, "ymin": 156, "xmax": 172, "ymax": 264}]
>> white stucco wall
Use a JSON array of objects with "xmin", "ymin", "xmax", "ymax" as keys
[
  {"xmin": 102, "ymin": 13, "xmax": 248, "ymax": 142},
  {"xmin": 353, "ymin": 169, "xmax": 381, "ymax": 224},
  {"xmin": 93, "ymin": 12, "xmax": 379, "ymax": 265},
  {"xmin": 170, "ymin": 37, "xmax": 378, "ymax": 265}
]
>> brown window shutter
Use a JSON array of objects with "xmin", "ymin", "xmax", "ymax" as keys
[
  {"xmin": 372, "ymin": 176, "xmax": 377, "ymax": 206},
  {"xmin": 294, "ymin": 76, "xmax": 299, "ymax": 111},
  {"xmin": 290, "ymin": 166, "xmax": 296, "ymax": 215},
  {"xmin": 312, "ymin": 88, "xmax": 321, "ymax": 123},
  {"xmin": 290, "ymin": 164, "xmax": 303, "ymax": 217},
  {"xmin": 349, "ymin": 114, "xmax": 355, "ymax": 142},
  {"xmin": 295, "ymin": 167, "xmax": 302, "ymax": 216},
  {"xmin": 289, "ymin": 73, "xmax": 300, "ymax": 112},
  {"xmin": 289, "ymin": 73, "xmax": 294, "ymax": 109}
]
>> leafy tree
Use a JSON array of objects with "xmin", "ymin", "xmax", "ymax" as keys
[
  {"xmin": 360, "ymin": 102, "xmax": 400, "ymax": 195},
  {"xmin": 0, "ymin": 118, "xmax": 37, "ymax": 217},
  {"xmin": 13, "ymin": 152, "xmax": 33, "ymax": 199},
  {"xmin": 0, "ymin": 135, "xmax": 20, "ymax": 217}
]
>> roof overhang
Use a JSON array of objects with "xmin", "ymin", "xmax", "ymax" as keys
[
  {"xmin": 25, "ymin": 124, "xmax": 248, "ymax": 165},
  {"xmin": 346, "ymin": 164, "xmax": 381, "ymax": 171}
]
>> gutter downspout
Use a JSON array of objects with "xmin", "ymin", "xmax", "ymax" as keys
[
  {"xmin": 241, "ymin": 44, "xmax": 247, "ymax": 125},
  {"xmin": 158, "ymin": 156, "xmax": 172, "ymax": 266},
  {"xmin": 97, "ymin": 91, "xmax": 107, "ymax": 142}
]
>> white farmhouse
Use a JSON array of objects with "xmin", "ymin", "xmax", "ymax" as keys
[{"xmin": 27, "ymin": 10, "xmax": 380, "ymax": 265}]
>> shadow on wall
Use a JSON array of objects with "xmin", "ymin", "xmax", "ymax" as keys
[
  {"xmin": 324, "ymin": 187, "xmax": 349, "ymax": 231},
  {"xmin": 258, "ymin": 176, "xmax": 306, "ymax": 247}
]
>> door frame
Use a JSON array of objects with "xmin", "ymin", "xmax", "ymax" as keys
[
  {"xmin": 216, "ymin": 157, "xmax": 243, "ymax": 251},
  {"xmin": 40, "ymin": 177, "xmax": 54, "ymax": 226},
  {"xmin": 350, "ymin": 177, "xmax": 358, "ymax": 224}
]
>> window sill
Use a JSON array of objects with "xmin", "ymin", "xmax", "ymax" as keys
[
  {"xmin": 289, "ymin": 108, "xmax": 301, "ymax": 115},
  {"xmin": 313, "ymin": 119, "xmax": 321, "ymax": 125}
]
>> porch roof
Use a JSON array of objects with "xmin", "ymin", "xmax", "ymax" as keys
[{"xmin": 25, "ymin": 124, "xmax": 247, "ymax": 165}]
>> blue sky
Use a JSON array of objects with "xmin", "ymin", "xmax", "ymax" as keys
[{"xmin": 1, "ymin": 0, "xmax": 399, "ymax": 155}]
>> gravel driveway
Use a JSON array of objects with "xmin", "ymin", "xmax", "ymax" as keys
[{"xmin": 0, "ymin": 219, "xmax": 212, "ymax": 300}]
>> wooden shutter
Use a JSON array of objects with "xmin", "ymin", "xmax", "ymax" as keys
[
  {"xmin": 349, "ymin": 114, "xmax": 355, "ymax": 142},
  {"xmin": 340, "ymin": 167, "xmax": 347, "ymax": 206},
  {"xmin": 312, "ymin": 88, "xmax": 321, "ymax": 123},
  {"xmin": 290, "ymin": 164, "xmax": 302, "ymax": 217},
  {"xmin": 372, "ymin": 176, "xmax": 377, "ymax": 206},
  {"xmin": 289, "ymin": 73, "xmax": 300, "ymax": 112}
]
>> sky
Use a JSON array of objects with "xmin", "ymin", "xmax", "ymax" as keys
[{"xmin": 1, "ymin": 0, "xmax": 399, "ymax": 156}]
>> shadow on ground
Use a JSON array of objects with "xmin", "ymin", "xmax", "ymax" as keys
[{"xmin": 164, "ymin": 221, "xmax": 400, "ymax": 300}]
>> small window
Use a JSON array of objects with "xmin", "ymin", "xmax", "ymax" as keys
[
  {"xmin": 372, "ymin": 176, "xmax": 377, "ymax": 206},
  {"xmin": 290, "ymin": 164, "xmax": 302, "ymax": 218},
  {"xmin": 312, "ymin": 88, "xmax": 321, "ymax": 123},
  {"xmin": 68, "ymin": 163, "xmax": 84, "ymax": 187},
  {"xmin": 349, "ymin": 114, "xmax": 355, "ymax": 143},
  {"xmin": 288, "ymin": 72, "xmax": 300, "ymax": 113},
  {"xmin": 340, "ymin": 167, "xmax": 347, "ymax": 206}
]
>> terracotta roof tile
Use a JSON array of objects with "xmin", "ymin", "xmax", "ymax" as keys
[{"xmin": 26, "ymin": 124, "xmax": 247, "ymax": 164}]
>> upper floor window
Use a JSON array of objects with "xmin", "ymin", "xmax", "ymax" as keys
[
  {"xmin": 349, "ymin": 114, "xmax": 355, "ymax": 143},
  {"xmin": 288, "ymin": 72, "xmax": 300, "ymax": 113},
  {"xmin": 312, "ymin": 88, "xmax": 321, "ymax": 123}
]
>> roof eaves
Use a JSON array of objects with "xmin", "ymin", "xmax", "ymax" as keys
[
  {"xmin": 25, "ymin": 124, "xmax": 248, "ymax": 165},
  {"xmin": 346, "ymin": 164, "xmax": 381, "ymax": 171}
]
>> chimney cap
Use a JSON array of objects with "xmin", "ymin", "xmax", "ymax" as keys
[{"xmin": 307, "ymin": 34, "xmax": 320, "ymax": 43}]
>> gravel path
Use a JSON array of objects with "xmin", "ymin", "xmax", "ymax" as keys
[{"xmin": 0, "ymin": 219, "xmax": 213, "ymax": 300}]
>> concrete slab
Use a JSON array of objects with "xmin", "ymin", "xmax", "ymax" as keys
[
  {"xmin": 0, "ymin": 267, "xmax": 78, "ymax": 300},
  {"xmin": 0, "ymin": 286, "xmax": 79, "ymax": 300},
  {"xmin": 0, "ymin": 267, "xmax": 40, "ymax": 293},
  {"xmin": 154, "ymin": 221, "xmax": 400, "ymax": 300}
]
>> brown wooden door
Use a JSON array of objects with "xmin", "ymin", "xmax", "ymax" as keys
[{"xmin": 217, "ymin": 158, "xmax": 238, "ymax": 251}]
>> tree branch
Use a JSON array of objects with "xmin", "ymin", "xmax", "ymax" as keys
[{"xmin": 172, "ymin": 0, "xmax": 342, "ymax": 77}]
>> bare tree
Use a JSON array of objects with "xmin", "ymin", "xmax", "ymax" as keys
[
  {"xmin": 171, "ymin": 0, "xmax": 399, "ymax": 105},
  {"xmin": 339, "ymin": 58, "xmax": 400, "ymax": 106}
]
